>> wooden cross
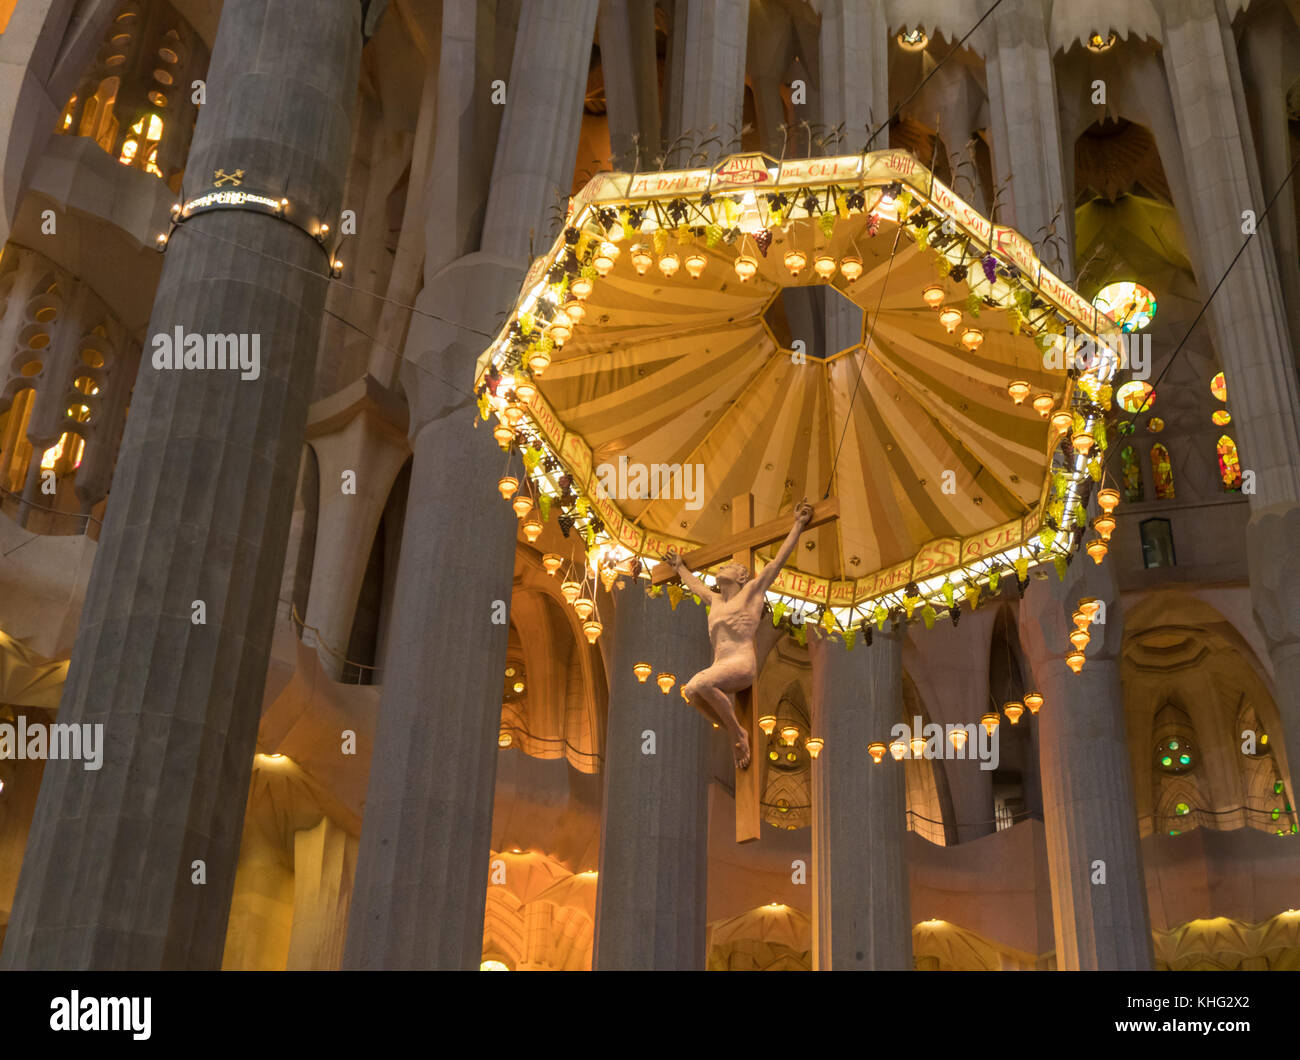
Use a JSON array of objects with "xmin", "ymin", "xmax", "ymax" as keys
[{"xmin": 651, "ymin": 494, "xmax": 840, "ymax": 843}]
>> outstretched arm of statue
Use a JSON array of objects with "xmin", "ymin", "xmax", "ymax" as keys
[
  {"xmin": 751, "ymin": 498, "xmax": 814, "ymax": 595},
  {"xmin": 663, "ymin": 548, "xmax": 712, "ymax": 598}
]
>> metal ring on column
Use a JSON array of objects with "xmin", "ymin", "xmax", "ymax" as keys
[{"xmin": 154, "ymin": 188, "xmax": 344, "ymax": 278}]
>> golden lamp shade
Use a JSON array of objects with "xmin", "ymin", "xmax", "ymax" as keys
[
  {"xmin": 1071, "ymin": 430, "xmax": 1095, "ymax": 455},
  {"xmin": 1003, "ymin": 701, "xmax": 1024, "ymax": 725},
  {"xmin": 493, "ymin": 424, "xmax": 515, "ymax": 449},
  {"xmin": 805, "ymin": 736, "xmax": 824, "ymax": 759},
  {"xmin": 1007, "ymin": 380, "xmax": 1031, "ymax": 405},
  {"xmin": 813, "ymin": 255, "xmax": 837, "ymax": 279},
  {"xmin": 684, "ymin": 251, "xmax": 707, "ymax": 279},
  {"xmin": 1096, "ymin": 487, "xmax": 1120, "ymax": 514},
  {"xmin": 511, "ymin": 495, "xmax": 533, "ymax": 519},
  {"xmin": 1023, "ymin": 691, "xmax": 1044, "ymax": 714},
  {"xmin": 1086, "ymin": 538, "xmax": 1109, "ymax": 564},
  {"xmin": 909, "ymin": 735, "xmax": 926, "ymax": 758},
  {"xmin": 498, "ymin": 475, "xmax": 519, "ymax": 500},
  {"xmin": 522, "ymin": 515, "xmax": 543, "ymax": 543},
  {"xmin": 868, "ymin": 741, "xmax": 887, "ymax": 764},
  {"xmin": 889, "ymin": 740, "xmax": 907, "ymax": 761},
  {"xmin": 959, "ymin": 327, "xmax": 984, "ymax": 352},
  {"xmin": 922, "ymin": 284, "xmax": 945, "ymax": 308},
  {"xmin": 1093, "ymin": 513, "xmax": 1116, "ymax": 540},
  {"xmin": 569, "ymin": 276, "xmax": 593, "ymax": 300},
  {"xmin": 781, "ymin": 724, "xmax": 800, "ymax": 744},
  {"xmin": 758, "ymin": 714, "xmax": 777, "ymax": 736},
  {"xmin": 949, "ymin": 727, "xmax": 969, "ymax": 750},
  {"xmin": 783, "ymin": 249, "xmax": 806, "ymax": 275},
  {"xmin": 839, "ymin": 255, "xmax": 863, "ymax": 281},
  {"xmin": 734, "ymin": 255, "xmax": 758, "ymax": 282},
  {"xmin": 980, "ymin": 712, "xmax": 1000, "ymax": 736},
  {"xmin": 513, "ymin": 379, "xmax": 537, "ymax": 404},
  {"xmin": 542, "ymin": 553, "xmax": 563, "ymax": 575},
  {"xmin": 1069, "ymin": 627, "xmax": 1091, "ymax": 650},
  {"xmin": 526, "ymin": 348, "xmax": 551, "ymax": 375},
  {"xmin": 1079, "ymin": 597, "xmax": 1101, "ymax": 619},
  {"xmin": 633, "ymin": 661, "xmax": 652, "ymax": 683},
  {"xmin": 560, "ymin": 580, "xmax": 581, "ymax": 604},
  {"xmin": 573, "ymin": 596, "xmax": 595, "ymax": 620},
  {"xmin": 1065, "ymin": 649, "xmax": 1086, "ymax": 674},
  {"xmin": 630, "ymin": 246, "xmax": 653, "ymax": 275},
  {"xmin": 1032, "ymin": 393, "xmax": 1054, "ymax": 418},
  {"xmin": 656, "ymin": 672, "xmax": 676, "ymax": 695},
  {"xmin": 1050, "ymin": 409, "xmax": 1073, "ymax": 432},
  {"xmin": 938, "ymin": 305, "xmax": 962, "ymax": 333},
  {"xmin": 657, "ymin": 252, "xmax": 680, "ymax": 277},
  {"xmin": 498, "ymin": 731, "xmax": 513, "ymax": 748},
  {"xmin": 582, "ymin": 618, "xmax": 602, "ymax": 644}
]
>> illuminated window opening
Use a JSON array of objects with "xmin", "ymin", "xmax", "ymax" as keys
[
  {"xmin": 1150, "ymin": 443, "xmax": 1174, "ymax": 500},
  {"xmin": 1216, "ymin": 435, "xmax": 1242, "ymax": 491}
]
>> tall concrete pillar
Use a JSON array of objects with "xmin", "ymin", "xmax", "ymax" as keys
[
  {"xmin": 597, "ymin": 0, "xmax": 661, "ymax": 169},
  {"xmin": 593, "ymin": 588, "xmax": 711, "ymax": 969},
  {"xmin": 982, "ymin": 0, "xmax": 1072, "ymax": 272},
  {"xmin": 1018, "ymin": 562, "xmax": 1153, "ymax": 970},
  {"xmin": 1160, "ymin": 0, "xmax": 1300, "ymax": 810},
  {"xmin": 663, "ymin": 0, "xmax": 748, "ymax": 160},
  {"xmin": 344, "ymin": 0, "xmax": 598, "ymax": 969},
  {"xmin": 808, "ymin": 626, "xmax": 911, "ymax": 970},
  {"xmin": 0, "ymin": 0, "xmax": 361, "ymax": 970},
  {"xmin": 819, "ymin": 0, "xmax": 887, "ymax": 356}
]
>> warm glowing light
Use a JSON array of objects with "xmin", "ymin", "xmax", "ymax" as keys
[
  {"xmin": 1004, "ymin": 701, "xmax": 1024, "ymax": 725},
  {"xmin": 633, "ymin": 662, "xmax": 652, "ymax": 683},
  {"xmin": 1096, "ymin": 488, "xmax": 1120, "ymax": 514},
  {"xmin": 781, "ymin": 724, "xmax": 800, "ymax": 744},
  {"xmin": 522, "ymin": 514, "xmax": 543, "ymax": 542},
  {"xmin": 805, "ymin": 737, "xmax": 824, "ymax": 759},
  {"xmin": 759, "ymin": 715, "xmax": 777, "ymax": 736},
  {"xmin": 949, "ymin": 728, "xmax": 969, "ymax": 750},
  {"xmin": 938, "ymin": 306, "xmax": 962, "ymax": 333},
  {"xmin": 813, "ymin": 255, "xmax": 836, "ymax": 279},
  {"xmin": 582, "ymin": 618, "xmax": 602, "ymax": 643},
  {"xmin": 1007, "ymin": 380, "xmax": 1031, "ymax": 405},
  {"xmin": 1032, "ymin": 394, "xmax": 1054, "ymax": 418},
  {"xmin": 563, "ymin": 299, "xmax": 585, "ymax": 323},
  {"xmin": 480, "ymin": 959, "xmax": 510, "ymax": 971},
  {"xmin": 783, "ymin": 249, "xmax": 806, "ymax": 276},
  {"xmin": 1094, "ymin": 513, "xmax": 1116, "ymax": 540},
  {"xmin": 1072, "ymin": 609, "xmax": 1091, "ymax": 632},
  {"xmin": 1086, "ymin": 31, "xmax": 1117, "ymax": 53},
  {"xmin": 1072, "ymin": 430, "xmax": 1095, "ymax": 455},
  {"xmin": 1079, "ymin": 598, "xmax": 1101, "ymax": 619},
  {"xmin": 1093, "ymin": 280, "xmax": 1156, "ymax": 330},
  {"xmin": 898, "ymin": 27, "xmax": 929, "ymax": 50},
  {"xmin": 513, "ymin": 379, "xmax": 537, "ymax": 404},
  {"xmin": 511, "ymin": 495, "xmax": 532, "ymax": 518},
  {"xmin": 1070, "ymin": 627, "xmax": 1091, "ymax": 650},
  {"xmin": 889, "ymin": 740, "xmax": 907, "ymax": 761},
  {"xmin": 684, "ymin": 251, "xmax": 707, "ymax": 278},
  {"xmin": 593, "ymin": 242, "xmax": 618, "ymax": 275},
  {"xmin": 1065, "ymin": 650, "xmax": 1086, "ymax": 673},
  {"xmin": 1023, "ymin": 691, "xmax": 1043, "ymax": 714},
  {"xmin": 498, "ymin": 732, "xmax": 513, "ymax": 748},
  {"xmin": 734, "ymin": 255, "xmax": 758, "ymax": 282},
  {"xmin": 1086, "ymin": 538, "xmax": 1109, "ymax": 564},
  {"xmin": 658, "ymin": 252, "xmax": 680, "ymax": 277},
  {"xmin": 1050, "ymin": 409, "xmax": 1073, "ymax": 432},
  {"xmin": 980, "ymin": 713, "xmax": 999, "ymax": 736},
  {"xmin": 839, "ymin": 255, "xmax": 863, "ymax": 281},
  {"xmin": 910, "ymin": 736, "xmax": 926, "ymax": 758},
  {"xmin": 561, "ymin": 580, "xmax": 581, "ymax": 605},
  {"xmin": 573, "ymin": 597, "xmax": 594, "ymax": 620},
  {"xmin": 548, "ymin": 309, "xmax": 572, "ymax": 346},
  {"xmin": 960, "ymin": 327, "xmax": 984, "ymax": 352},
  {"xmin": 656, "ymin": 672, "xmax": 676, "ymax": 695},
  {"xmin": 631, "ymin": 245, "xmax": 653, "ymax": 274},
  {"xmin": 493, "ymin": 424, "xmax": 515, "ymax": 449},
  {"xmin": 527, "ymin": 348, "xmax": 551, "ymax": 375},
  {"xmin": 868, "ymin": 742, "xmax": 887, "ymax": 763},
  {"xmin": 498, "ymin": 475, "xmax": 519, "ymax": 500},
  {"xmin": 503, "ymin": 403, "xmax": 525, "ymax": 427},
  {"xmin": 922, "ymin": 285, "xmax": 945, "ymax": 309},
  {"xmin": 570, "ymin": 276, "xmax": 593, "ymax": 299}
]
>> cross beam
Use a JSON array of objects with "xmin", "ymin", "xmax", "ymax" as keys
[{"xmin": 649, "ymin": 496, "xmax": 840, "ymax": 585}]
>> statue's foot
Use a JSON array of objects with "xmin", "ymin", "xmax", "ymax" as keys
[{"xmin": 733, "ymin": 729, "xmax": 751, "ymax": 770}]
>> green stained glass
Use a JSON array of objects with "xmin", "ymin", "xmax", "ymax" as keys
[
  {"xmin": 1175, "ymin": 802, "xmax": 1189, "ymax": 815},
  {"xmin": 1161, "ymin": 756, "xmax": 1172, "ymax": 767},
  {"xmin": 1169, "ymin": 829, "xmax": 1180, "ymax": 836},
  {"xmin": 1275, "ymin": 781, "xmax": 1284, "ymax": 794},
  {"xmin": 1179, "ymin": 754, "xmax": 1190, "ymax": 765},
  {"xmin": 1272, "ymin": 808, "xmax": 1281, "ymax": 821},
  {"xmin": 1168, "ymin": 740, "xmax": 1179, "ymax": 750}
]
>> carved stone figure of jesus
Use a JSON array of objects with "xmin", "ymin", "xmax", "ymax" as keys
[{"xmin": 664, "ymin": 498, "xmax": 815, "ymax": 770}]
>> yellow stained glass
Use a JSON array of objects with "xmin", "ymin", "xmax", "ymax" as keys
[{"xmin": 1211, "ymin": 371, "xmax": 1227, "ymax": 403}]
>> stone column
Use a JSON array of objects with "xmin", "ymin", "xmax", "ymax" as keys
[
  {"xmin": 808, "ymin": 626, "xmax": 911, "ymax": 970},
  {"xmin": 819, "ymin": 0, "xmax": 886, "ymax": 355},
  {"xmin": 343, "ymin": 0, "xmax": 598, "ymax": 970},
  {"xmin": 1018, "ymin": 561, "xmax": 1153, "ymax": 970},
  {"xmin": 663, "ymin": 0, "xmax": 748, "ymax": 160},
  {"xmin": 982, "ymin": 0, "xmax": 1072, "ymax": 272},
  {"xmin": 597, "ymin": 0, "xmax": 660, "ymax": 168},
  {"xmin": 286, "ymin": 816, "xmax": 357, "ymax": 971},
  {"xmin": 593, "ymin": 587, "xmax": 711, "ymax": 969},
  {"xmin": 1161, "ymin": 0, "xmax": 1300, "ymax": 809},
  {"xmin": 0, "ymin": 0, "xmax": 362, "ymax": 970}
]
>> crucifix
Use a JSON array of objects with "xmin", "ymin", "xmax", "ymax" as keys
[{"xmin": 653, "ymin": 493, "xmax": 840, "ymax": 843}]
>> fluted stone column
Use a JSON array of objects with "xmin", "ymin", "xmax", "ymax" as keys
[
  {"xmin": 820, "ymin": 0, "xmax": 886, "ymax": 356},
  {"xmin": 593, "ymin": 588, "xmax": 711, "ymax": 969},
  {"xmin": 344, "ymin": 0, "xmax": 598, "ymax": 969},
  {"xmin": 808, "ymin": 626, "xmax": 911, "ymax": 970},
  {"xmin": 663, "ymin": 0, "xmax": 748, "ymax": 159},
  {"xmin": 597, "ymin": 0, "xmax": 660, "ymax": 168},
  {"xmin": 1018, "ymin": 561, "xmax": 1153, "ymax": 970},
  {"xmin": 0, "ymin": 0, "xmax": 362, "ymax": 970},
  {"xmin": 982, "ymin": 0, "xmax": 1071, "ymax": 271},
  {"xmin": 286, "ymin": 816, "xmax": 357, "ymax": 970}
]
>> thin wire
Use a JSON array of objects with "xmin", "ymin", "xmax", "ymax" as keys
[
  {"xmin": 862, "ymin": 0, "xmax": 1008, "ymax": 152},
  {"xmin": 822, "ymin": 218, "xmax": 905, "ymax": 498}
]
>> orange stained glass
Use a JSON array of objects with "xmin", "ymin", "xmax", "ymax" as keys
[
  {"xmin": 1217, "ymin": 435, "xmax": 1241, "ymax": 491},
  {"xmin": 1150, "ymin": 443, "xmax": 1175, "ymax": 500},
  {"xmin": 1210, "ymin": 371, "xmax": 1227, "ymax": 403}
]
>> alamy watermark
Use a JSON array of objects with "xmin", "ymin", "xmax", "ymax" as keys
[
  {"xmin": 151, "ymin": 326, "xmax": 261, "ymax": 380},
  {"xmin": 1042, "ymin": 325, "xmax": 1150, "ymax": 380},
  {"xmin": 595, "ymin": 455, "xmax": 704, "ymax": 510},
  {"xmin": 890, "ymin": 715, "xmax": 1000, "ymax": 771},
  {"xmin": 0, "ymin": 716, "xmax": 104, "ymax": 770}
]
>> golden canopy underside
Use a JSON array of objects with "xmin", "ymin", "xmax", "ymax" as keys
[{"xmin": 538, "ymin": 211, "xmax": 1063, "ymax": 582}]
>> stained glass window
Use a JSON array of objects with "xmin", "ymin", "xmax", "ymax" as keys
[
  {"xmin": 1120, "ymin": 445, "xmax": 1143, "ymax": 502},
  {"xmin": 1116, "ymin": 380, "xmax": 1155, "ymax": 413},
  {"xmin": 1150, "ymin": 443, "xmax": 1174, "ymax": 500},
  {"xmin": 1093, "ymin": 281, "xmax": 1157, "ymax": 332},
  {"xmin": 1217, "ymin": 435, "xmax": 1242, "ymax": 491},
  {"xmin": 1147, "ymin": 417, "xmax": 1164, "ymax": 433},
  {"xmin": 1212, "ymin": 410, "xmax": 1231, "ymax": 426},
  {"xmin": 1210, "ymin": 371, "xmax": 1227, "ymax": 403}
]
